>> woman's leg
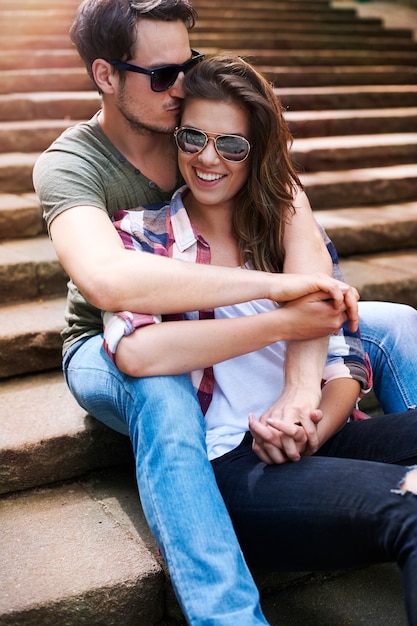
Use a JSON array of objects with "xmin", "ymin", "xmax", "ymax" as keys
[
  {"xmin": 212, "ymin": 430, "xmax": 417, "ymax": 624},
  {"xmin": 358, "ymin": 301, "xmax": 417, "ymax": 413},
  {"xmin": 64, "ymin": 335, "xmax": 268, "ymax": 626}
]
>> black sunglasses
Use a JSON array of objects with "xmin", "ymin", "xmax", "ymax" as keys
[
  {"xmin": 105, "ymin": 50, "xmax": 204, "ymax": 92},
  {"xmin": 174, "ymin": 127, "xmax": 252, "ymax": 163}
]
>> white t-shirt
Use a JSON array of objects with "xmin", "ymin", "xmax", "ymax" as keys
[{"xmin": 205, "ymin": 299, "xmax": 286, "ymax": 460}]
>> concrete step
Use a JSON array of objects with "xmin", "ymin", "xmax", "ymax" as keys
[
  {"xmin": 0, "ymin": 193, "xmax": 43, "ymax": 239},
  {"xmin": 243, "ymin": 47, "xmax": 417, "ymax": 67},
  {"xmin": 0, "ymin": 370, "xmax": 132, "ymax": 495},
  {"xmin": 286, "ymin": 107, "xmax": 417, "ymax": 138},
  {"xmin": 0, "ymin": 35, "xmax": 75, "ymax": 50},
  {"xmin": 189, "ymin": 31, "xmax": 417, "ymax": 51},
  {"xmin": 0, "ymin": 14, "xmax": 75, "ymax": 36},
  {"xmin": 262, "ymin": 65, "xmax": 417, "ymax": 87},
  {"xmin": 301, "ymin": 162, "xmax": 417, "ymax": 208},
  {"xmin": 0, "ymin": 469, "xmax": 166, "ymax": 626},
  {"xmin": 0, "ymin": 152, "xmax": 38, "ymax": 194},
  {"xmin": 194, "ymin": 19, "xmax": 400, "ymax": 36},
  {"xmin": 276, "ymin": 84, "xmax": 417, "ymax": 110},
  {"xmin": 340, "ymin": 248, "xmax": 417, "ymax": 309},
  {"xmin": 0, "ymin": 235, "xmax": 67, "ymax": 303},
  {"xmin": 0, "ymin": 0, "xmax": 78, "ymax": 8},
  {"xmin": 3, "ymin": 16, "xmax": 408, "ymax": 37},
  {"xmin": 193, "ymin": 0, "xmax": 344, "ymax": 10},
  {"xmin": 196, "ymin": 4, "xmax": 359, "ymax": 20},
  {"xmin": 0, "ymin": 119, "xmax": 79, "ymax": 153},
  {"xmin": 0, "ymin": 49, "xmax": 81, "ymax": 71},
  {"xmin": 0, "ymin": 68, "xmax": 92, "ymax": 95},
  {"xmin": 316, "ymin": 201, "xmax": 417, "ymax": 255},
  {"xmin": 0, "ymin": 296, "xmax": 66, "ymax": 378},
  {"xmin": 292, "ymin": 132, "xmax": 417, "ymax": 170},
  {"xmin": 0, "ymin": 91, "xmax": 100, "ymax": 122}
]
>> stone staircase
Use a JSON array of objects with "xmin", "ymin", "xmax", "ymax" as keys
[{"xmin": 0, "ymin": 0, "xmax": 416, "ymax": 623}]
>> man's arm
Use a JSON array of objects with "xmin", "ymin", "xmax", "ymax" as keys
[{"xmin": 50, "ymin": 204, "xmax": 357, "ymax": 315}]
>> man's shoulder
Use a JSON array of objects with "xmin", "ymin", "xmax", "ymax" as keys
[{"xmin": 46, "ymin": 114, "xmax": 103, "ymax": 152}]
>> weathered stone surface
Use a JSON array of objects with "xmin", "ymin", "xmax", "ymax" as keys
[
  {"xmin": 0, "ymin": 68, "xmax": 91, "ymax": 95},
  {"xmin": 0, "ymin": 371, "xmax": 132, "ymax": 494},
  {"xmin": 0, "ymin": 235, "xmax": 67, "ymax": 302},
  {"xmin": 0, "ymin": 119, "xmax": 78, "ymax": 153},
  {"xmin": 0, "ymin": 92, "xmax": 100, "ymax": 122},
  {"xmin": 301, "ymin": 163, "xmax": 417, "ymax": 208},
  {"xmin": 0, "ymin": 297, "xmax": 65, "ymax": 377},
  {"xmin": 0, "ymin": 49, "xmax": 81, "ymax": 71},
  {"xmin": 340, "ymin": 250, "xmax": 417, "ymax": 308},
  {"xmin": 277, "ymin": 84, "xmax": 417, "ymax": 111},
  {"xmin": 317, "ymin": 201, "xmax": 417, "ymax": 255},
  {"xmin": 0, "ymin": 193, "xmax": 43, "ymax": 238},
  {"xmin": 293, "ymin": 132, "xmax": 417, "ymax": 170},
  {"xmin": 0, "ymin": 480, "xmax": 164, "ymax": 626},
  {"xmin": 286, "ymin": 107, "xmax": 417, "ymax": 138},
  {"xmin": 0, "ymin": 152, "xmax": 38, "ymax": 193}
]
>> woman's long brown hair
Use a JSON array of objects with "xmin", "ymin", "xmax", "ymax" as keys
[{"xmin": 183, "ymin": 55, "xmax": 302, "ymax": 273}]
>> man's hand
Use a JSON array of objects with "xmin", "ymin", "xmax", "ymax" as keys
[{"xmin": 268, "ymin": 273, "xmax": 359, "ymax": 333}]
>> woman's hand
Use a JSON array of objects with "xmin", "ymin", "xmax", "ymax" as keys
[
  {"xmin": 249, "ymin": 408, "xmax": 322, "ymax": 465},
  {"xmin": 268, "ymin": 273, "xmax": 360, "ymax": 333}
]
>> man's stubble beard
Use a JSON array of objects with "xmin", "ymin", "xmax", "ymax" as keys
[{"xmin": 117, "ymin": 86, "xmax": 182, "ymax": 137}]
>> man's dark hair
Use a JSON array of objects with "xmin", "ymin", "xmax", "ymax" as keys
[{"xmin": 70, "ymin": 0, "xmax": 197, "ymax": 87}]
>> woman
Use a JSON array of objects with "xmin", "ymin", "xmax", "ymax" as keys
[{"xmin": 103, "ymin": 56, "xmax": 417, "ymax": 622}]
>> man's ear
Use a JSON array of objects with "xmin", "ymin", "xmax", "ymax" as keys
[{"xmin": 92, "ymin": 58, "xmax": 118, "ymax": 94}]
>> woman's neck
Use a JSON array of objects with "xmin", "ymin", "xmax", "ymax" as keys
[{"xmin": 183, "ymin": 191, "xmax": 240, "ymax": 267}]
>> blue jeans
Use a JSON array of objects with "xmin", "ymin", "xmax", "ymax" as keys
[
  {"xmin": 359, "ymin": 301, "xmax": 417, "ymax": 412},
  {"xmin": 63, "ymin": 334, "xmax": 268, "ymax": 626},
  {"xmin": 212, "ymin": 413, "xmax": 417, "ymax": 625}
]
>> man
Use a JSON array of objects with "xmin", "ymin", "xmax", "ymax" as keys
[{"xmin": 33, "ymin": 0, "xmax": 416, "ymax": 623}]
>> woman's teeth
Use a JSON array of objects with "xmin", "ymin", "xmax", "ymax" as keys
[{"xmin": 196, "ymin": 169, "xmax": 225, "ymax": 182}]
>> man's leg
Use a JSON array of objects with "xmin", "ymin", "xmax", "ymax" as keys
[
  {"xmin": 358, "ymin": 301, "xmax": 417, "ymax": 413},
  {"xmin": 64, "ymin": 335, "xmax": 268, "ymax": 626}
]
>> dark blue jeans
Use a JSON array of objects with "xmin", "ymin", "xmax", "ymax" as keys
[{"xmin": 212, "ymin": 411, "xmax": 417, "ymax": 624}]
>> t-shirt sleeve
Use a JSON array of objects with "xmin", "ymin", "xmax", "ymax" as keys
[{"xmin": 33, "ymin": 143, "xmax": 109, "ymax": 232}]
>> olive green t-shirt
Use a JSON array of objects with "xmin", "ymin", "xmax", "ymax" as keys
[{"xmin": 33, "ymin": 112, "xmax": 181, "ymax": 355}]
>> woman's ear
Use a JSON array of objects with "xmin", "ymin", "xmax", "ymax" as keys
[{"xmin": 92, "ymin": 58, "xmax": 117, "ymax": 94}]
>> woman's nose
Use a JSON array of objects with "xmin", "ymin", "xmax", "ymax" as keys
[{"xmin": 198, "ymin": 137, "xmax": 220, "ymax": 163}]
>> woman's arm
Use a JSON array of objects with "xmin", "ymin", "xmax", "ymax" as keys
[{"xmin": 110, "ymin": 288, "xmax": 351, "ymax": 377}]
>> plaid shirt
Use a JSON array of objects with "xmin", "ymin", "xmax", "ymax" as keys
[{"xmin": 103, "ymin": 185, "xmax": 371, "ymax": 416}]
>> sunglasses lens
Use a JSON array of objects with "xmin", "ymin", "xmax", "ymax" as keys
[
  {"xmin": 216, "ymin": 136, "xmax": 250, "ymax": 162},
  {"xmin": 152, "ymin": 54, "xmax": 203, "ymax": 92},
  {"xmin": 152, "ymin": 67, "xmax": 179, "ymax": 92},
  {"xmin": 176, "ymin": 128, "xmax": 206, "ymax": 154}
]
